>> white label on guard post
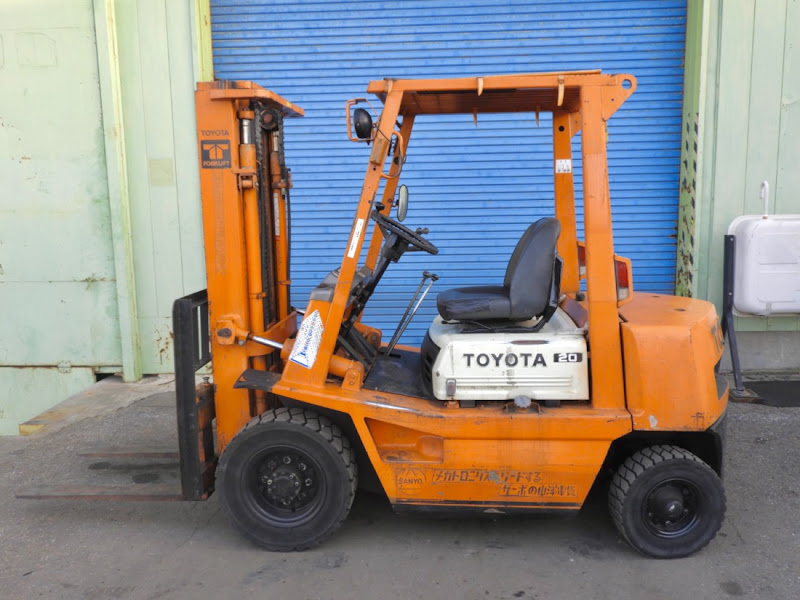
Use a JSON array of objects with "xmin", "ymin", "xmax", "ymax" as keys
[
  {"xmin": 347, "ymin": 218, "xmax": 365, "ymax": 258},
  {"xmin": 290, "ymin": 310, "xmax": 324, "ymax": 368},
  {"xmin": 555, "ymin": 159, "xmax": 572, "ymax": 174}
]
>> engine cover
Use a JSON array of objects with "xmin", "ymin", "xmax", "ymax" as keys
[{"xmin": 427, "ymin": 309, "xmax": 589, "ymax": 401}]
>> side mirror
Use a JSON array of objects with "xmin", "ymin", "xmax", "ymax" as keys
[
  {"xmin": 353, "ymin": 108, "xmax": 373, "ymax": 140},
  {"xmin": 397, "ymin": 185, "xmax": 409, "ymax": 222}
]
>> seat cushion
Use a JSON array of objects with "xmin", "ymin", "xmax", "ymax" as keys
[
  {"xmin": 436, "ymin": 285, "xmax": 511, "ymax": 321},
  {"xmin": 435, "ymin": 217, "xmax": 561, "ymax": 323}
]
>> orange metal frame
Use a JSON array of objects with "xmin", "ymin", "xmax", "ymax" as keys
[{"xmin": 195, "ymin": 73, "xmax": 727, "ymax": 512}]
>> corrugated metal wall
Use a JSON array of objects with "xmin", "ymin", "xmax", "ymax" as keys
[{"xmin": 210, "ymin": 0, "xmax": 687, "ymax": 343}]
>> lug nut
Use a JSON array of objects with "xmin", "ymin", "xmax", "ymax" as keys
[
  {"xmin": 305, "ymin": 478, "xmax": 312, "ymax": 487},
  {"xmin": 283, "ymin": 456, "xmax": 291, "ymax": 464}
]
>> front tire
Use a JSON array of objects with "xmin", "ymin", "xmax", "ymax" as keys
[
  {"xmin": 609, "ymin": 445, "xmax": 725, "ymax": 558},
  {"xmin": 217, "ymin": 407, "xmax": 357, "ymax": 551}
]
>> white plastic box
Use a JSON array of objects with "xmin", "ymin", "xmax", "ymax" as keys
[{"xmin": 728, "ymin": 215, "xmax": 800, "ymax": 316}]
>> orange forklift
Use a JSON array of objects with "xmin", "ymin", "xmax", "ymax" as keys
[
  {"xmin": 182, "ymin": 72, "xmax": 728, "ymax": 558},
  {"xmin": 20, "ymin": 73, "xmax": 728, "ymax": 559}
]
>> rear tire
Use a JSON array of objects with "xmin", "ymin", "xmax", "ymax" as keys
[
  {"xmin": 609, "ymin": 445, "xmax": 725, "ymax": 558},
  {"xmin": 217, "ymin": 407, "xmax": 357, "ymax": 551}
]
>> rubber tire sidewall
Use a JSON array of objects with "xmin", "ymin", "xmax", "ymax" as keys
[
  {"xmin": 218, "ymin": 421, "xmax": 353, "ymax": 551},
  {"xmin": 618, "ymin": 459, "xmax": 725, "ymax": 559}
]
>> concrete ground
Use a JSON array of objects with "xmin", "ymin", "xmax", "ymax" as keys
[{"xmin": 1, "ymin": 377, "xmax": 799, "ymax": 600}]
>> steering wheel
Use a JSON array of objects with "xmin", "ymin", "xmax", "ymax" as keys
[{"xmin": 371, "ymin": 210, "xmax": 438, "ymax": 255}]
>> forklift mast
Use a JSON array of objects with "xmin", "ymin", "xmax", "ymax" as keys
[
  {"xmin": 192, "ymin": 81, "xmax": 302, "ymax": 447},
  {"xmin": 170, "ymin": 82, "xmax": 304, "ymax": 499}
]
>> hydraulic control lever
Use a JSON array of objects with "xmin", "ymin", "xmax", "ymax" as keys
[{"xmin": 385, "ymin": 271, "xmax": 439, "ymax": 356}]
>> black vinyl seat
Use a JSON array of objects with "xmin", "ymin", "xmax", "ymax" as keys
[{"xmin": 436, "ymin": 218, "xmax": 562, "ymax": 322}]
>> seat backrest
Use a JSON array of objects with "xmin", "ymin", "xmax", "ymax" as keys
[{"xmin": 503, "ymin": 218, "xmax": 561, "ymax": 320}]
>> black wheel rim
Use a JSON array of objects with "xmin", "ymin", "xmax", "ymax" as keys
[
  {"xmin": 241, "ymin": 445, "xmax": 326, "ymax": 527},
  {"xmin": 642, "ymin": 478, "xmax": 702, "ymax": 539}
]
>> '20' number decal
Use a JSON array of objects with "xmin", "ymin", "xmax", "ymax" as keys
[{"xmin": 553, "ymin": 352, "xmax": 582, "ymax": 363}]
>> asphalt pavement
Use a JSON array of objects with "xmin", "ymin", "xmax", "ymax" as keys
[{"xmin": 1, "ymin": 376, "xmax": 798, "ymax": 600}]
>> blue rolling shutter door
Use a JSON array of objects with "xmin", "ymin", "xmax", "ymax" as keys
[{"xmin": 211, "ymin": 0, "xmax": 687, "ymax": 344}]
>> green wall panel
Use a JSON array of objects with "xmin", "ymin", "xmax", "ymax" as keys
[
  {"xmin": 115, "ymin": 0, "xmax": 206, "ymax": 374},
  {"xmin": 0, "ymin": 0, "xmax": 210, "ymax": 434},
  {"xmin": 695, "ymin": 0, "xmax": 799, "ymax": 335},
  {"xmin": 0, "ymin": 0, "xmax": 122, "ymax": 367}
]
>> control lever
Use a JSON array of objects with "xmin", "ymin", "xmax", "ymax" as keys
[{"xmin": 385, "ymin": 271, "xmax": 439, "ymax": 356}]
